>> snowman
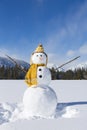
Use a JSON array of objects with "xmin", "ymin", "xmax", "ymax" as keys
[
  {"xmin": 25, "ymin": 44, "xmax": 51, "ymax": 87},
  {"xmin": 23, "ymin": 44, "xmax": 57, "ymax": 117}
]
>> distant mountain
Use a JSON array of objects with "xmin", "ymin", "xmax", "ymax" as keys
[
  {"xmin": 47, "ymin": 63, "xmax": 58, "ymax": 69},
  {"xmin": 47, "ymin": 63, "xmax": 65, "ymax": 72},
  {"xmin": 48, "ymin": 62, "xmax": 87, "ymax": 72},
  {"xmin": 0, "ymin": 57, "xmax": 30, "ymax": 69},
  {"xmin": 68, "ymin": 62, "xmax": 87, "ymax": 71},
  {"xmin": 1, "ymin": 56, "xmax": 86, "ymax": 72}
]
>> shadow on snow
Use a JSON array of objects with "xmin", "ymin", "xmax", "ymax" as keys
[
  {"xmin": 58, "ymin": 101, "xmax": 87, "ymax": 107},
  {"xmin": 55, "ymin": 101, "xmax": 87, "ymax": 118}
]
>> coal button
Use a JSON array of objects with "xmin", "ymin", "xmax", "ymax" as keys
[
  {"xmin": 39, "ymin": 75, "xmax": 42, "ymax": 78},
  {"xmin": 39, "ymin": 68, "xmax": 42, "ymax": 71}
]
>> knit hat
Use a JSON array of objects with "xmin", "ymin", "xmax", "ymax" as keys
[
  {"xmin": 35, "ymin": 44, "xmax": 44, "ymax": 53},
  {"xmin": 32, "ymin": 44, "xmax": 47, "ymax": 57}
]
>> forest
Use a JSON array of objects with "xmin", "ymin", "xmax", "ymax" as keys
[{"xmin": 0, "ymin": 65, "xmax": 87, "ymax": 80}]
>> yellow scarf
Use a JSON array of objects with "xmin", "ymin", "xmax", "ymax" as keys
[{"xmin": 25, "ymin": 64, "xmax": 46, "ymax": 87}]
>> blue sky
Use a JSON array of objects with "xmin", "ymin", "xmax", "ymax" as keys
[{"xmin": 0, "ymin": 0, "xmax": 87, "ymax": 67}]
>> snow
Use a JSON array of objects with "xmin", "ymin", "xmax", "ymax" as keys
[
  {"xmin": 23, "ymin": 85, "xmax": 57, "ymax": 117},
  {"xmin": 0, "ymin": 80, "xmax": 87, "ymax": 130}
]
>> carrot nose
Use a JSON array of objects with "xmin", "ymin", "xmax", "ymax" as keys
[{"xmin": 39, "ymin": 57, "xmax": 43, "ymax": 60}]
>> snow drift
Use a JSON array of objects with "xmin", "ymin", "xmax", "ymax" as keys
[
  {"xmin": 0, "ymin": 80, "xmax": 87, "ymax": 130},
  {"xmin": 23, "ymin": 85, "xmax": 57, "ymax": 117},
  {"xmin": 0, "ymin": 102, "xmax": 79, "ymax": 125}
]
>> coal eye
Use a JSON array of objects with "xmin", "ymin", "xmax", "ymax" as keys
[
  {"xmin": 40, "ymin": 55, "xmax": 42, "ymax": 57},
  {"xmin": 36, "ymin": 55, "xmax": 38, "ymax": 57}
]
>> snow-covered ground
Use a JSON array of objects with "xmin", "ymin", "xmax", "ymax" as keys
[{"xmin": 0, "ymin": 80, "xmax": 87, "ymax": 130}]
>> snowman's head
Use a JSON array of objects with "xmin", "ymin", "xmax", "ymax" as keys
[
  {"xmin": 30, "ymin": 44, "xmax": 48, "ymax": 65},
  {"xmin": 31, "ymin": 52, "xmax": 47, "ymax": 65}
]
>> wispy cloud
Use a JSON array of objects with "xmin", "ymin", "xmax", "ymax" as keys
[
  {"xmin": 0, "ymin": 47, "xmax": 20, "ymax": 59},
  {"xmin": 66, "ymin": 50, "xmax": 76, "ymax": 57},
  {"xmin": 47, "ymin": 42, "xmax": 87, "ymax": 68},
  {"xmin": 48, "ymin": 53, "xmax": 63, "ymax": 64},
  {"xmin": 45, "ymin": 28, "xmax": 67, "ymax": 53},
  {"xmin": 79, "ymin": 43, "xmax": 87, "ymax": 54},
  {"xmin": 1, "ymin": 1, "xmax": 87, "ymax": 68},
  {"xmin": 45, "ymin": 1, "xmax": 87, "ymax": 50},
  {"xmin": 0, "ymin": 37, "xmax": 33, "ymax": 62},
  {"xmin": 65, "ymin": 42, "xmax": 87, "ymax": 68},
  {"xmin": 44, "ymin": 1, "xmax": 87, "ymax": 67},
  {"xmin": 66, "ymin": 42, "xmax": 87, "ymax": 56}
]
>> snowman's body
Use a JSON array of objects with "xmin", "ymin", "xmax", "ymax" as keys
[
  {"xmin": 37, "ymin": 66, "xmax": 51, "ymax": 85},
  {"xmin": 25, "ymin": 52, "xmax": 51, "ymax": 87}
]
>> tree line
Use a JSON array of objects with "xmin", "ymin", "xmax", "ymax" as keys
[
  {"xmin": 50, "ymin": 67, "xmax": 87, "ymax": 80},
  {"xmin": 0, "ymin": 65, "xmax": 87, "ymax": 79},
  {"xmin": 0, "ymin": 65, "xmax": 27, "ymax": 79}
]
